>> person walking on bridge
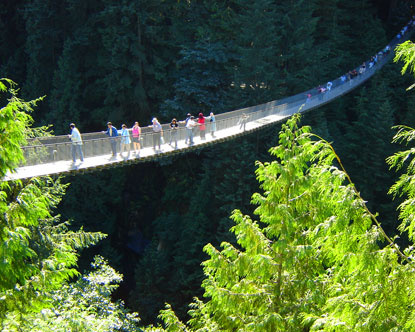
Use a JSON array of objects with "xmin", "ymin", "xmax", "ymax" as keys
[
  {"xmin": 150, "ymin": 118, "xmax": 163, "ymax": 152},
  {"xmin": 120, "ymin": 124, "xmax": 131, "ymax": 159},
  {"xmin": 103, "ymin": 122, "xmax": 118, "ymax": 157},
  {"xmin": 68, "ymin": 123, "xmax": 84, "ymax": 163},
  {"xmin": 169, "ymin": 118, "xmax": 179, "ymax": 149},
  {"xmin": 239, "ymin": 113, "xmax": 249, "ymax": 131},
  {"xmin": 198, "ymin": 113, "xmax": 206, "ymax": 140},
  {"xmin": 186, "ymin": 116, "xmax": 197, "ymax": 145},
  {"xmin": 132, "ymin": 121, "xmax": 141, "ymax": 156},
  {"xmin": 209, "ymin": 112, "xmax": 216, "ymax": 137}
]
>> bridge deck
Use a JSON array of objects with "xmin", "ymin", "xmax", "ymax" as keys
[
  {"xmin": 4, "ymin": 25, "xmax": 413, "ymax": 181},
  {"xmin": 5, "ymin": 113, "xmax": 288, "ymax": 181}
]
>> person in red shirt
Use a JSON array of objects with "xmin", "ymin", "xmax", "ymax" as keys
[{"xmin": 198, "ymin": 113, "xmax": 206, "ymax": 140}]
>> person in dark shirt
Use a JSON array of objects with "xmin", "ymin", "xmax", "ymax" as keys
[
  {"xmin": 102, "ymin": 122, "xmax": 118, "ymax": 157},
  {"xmin": 169, "ymin": 118, "xmax": 179, "ymax": 149}
]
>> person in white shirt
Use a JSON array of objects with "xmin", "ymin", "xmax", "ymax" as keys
[
  {"xmin": 150, "ymin": 118, "xmax": 163, "ymax": 151},
  {"xmin": 68, "ymin": 123, "xmax": 84, "ymax": 163},
  {"xmin": 186, "ymin": 116, "xmax": 196, "ymax": 145}
]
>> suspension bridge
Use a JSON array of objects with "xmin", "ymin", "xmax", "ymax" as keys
[{"xmin": 4, "ymin": 27, "xmax": 413, "ymax": 181}]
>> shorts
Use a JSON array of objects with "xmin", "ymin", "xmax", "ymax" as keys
[{"xmin": 132, "ymin": 136, "xmax": 140, "ymax": 143}]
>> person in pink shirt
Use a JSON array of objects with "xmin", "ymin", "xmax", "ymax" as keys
[{"xmin": 132, "ymin": 121, "xmax": 141, "ymax": 156}]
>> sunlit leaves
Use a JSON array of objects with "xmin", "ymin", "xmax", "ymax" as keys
[
  {"xmin": 0, "ymin": 82, "xmax": 111, "ymax": 330},
  {"xmin": 154, "ymin": 112, "xmax": 415, "ymax": 331},
  {"xmin": 394, "ymin": 40, "xmax": 415, "ymax": 79}
]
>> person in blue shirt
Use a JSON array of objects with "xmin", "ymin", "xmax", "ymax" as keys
[
  {"xmin": 102, "ymin": 121, "xmax": 118, "ymax": 157},
  {"xmin": 208, "ymin": 112, "xmax": 216, "ymax": 137},
  {"xmin": 120, "ymin": 124, "xmax": 131, "ymax": 159}
]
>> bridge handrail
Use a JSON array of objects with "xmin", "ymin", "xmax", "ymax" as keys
[{"xmin": 20, "ymin": 22, "xmax": 414, "ymax": 167}]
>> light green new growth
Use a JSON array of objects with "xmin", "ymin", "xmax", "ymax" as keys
[
  {"xmin": 143, "ymin": 39, "xmax": 415, "ymax": 332},
  {"xmin": 0, "ymin": 80, "xmax": 110, "ymax": 330},
  {"xmin": 395, "ymin": 40, "xmax": 415, "ymax": 90},
  {"xmin": 149, "ymin": 112, "xmax": 415, "ymax": 331}
]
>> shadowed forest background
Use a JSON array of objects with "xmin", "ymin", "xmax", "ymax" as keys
[{"xmin": 2, "ymin": 0, "xmax": 415, "ymax": 325}]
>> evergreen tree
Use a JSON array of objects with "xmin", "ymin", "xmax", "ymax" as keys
[
  {"xmin": 315, "ymin": 0, "xmax": 386, "ymax": 74},
  {"xmin": 48, "ymin": 0, "xmax": 105, "ymax": 133},
  {"xmin": 48, "ymin": 0, "xmax": 180, "ymax": 132},
  {"xmin": 207, "ymin": 138, "xmax": 262, "ymax": 244},
  {"xmin": 150, "ymin": 113, "xmax": 415, "ymax": 331},
  {"xmin": 24, "ymin": 256, "xmax": 141, "ymax": 332},
  {"xmin": 22, "ymin": 0, "xmax": 65, "ymax": 120},
  {"xmin": 343, "ymin": 83, "xmax": 398, "ymax": 233},
  {"xmin": 228, "ymin": 0, "xmax": 280, "ymax": 108},
  {"xmin": 0, "ymin": 1, "xmax": 27, "ymax": 86},
  {"xmin": 273, "ymin": 0, "xmax": 319, "ymax": 94},
  {"xmin": 58, "ymin": 169, "xmax": 126, "ymax": 271},
  {"xmin": 0, "ymin": 79, "xmax": 107, "ymax": 328},
  {"xmin": 162, "ymin": 39, "xmax": 230, "ymax": 118},
  {"xmin": 130, "ymin": 153, "xmax": 212, "ymax": 323}
]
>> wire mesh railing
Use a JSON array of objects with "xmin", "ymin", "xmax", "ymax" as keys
[{"xmin": 21, "ymin": 23, "xmax": 413, "ymax": 167}]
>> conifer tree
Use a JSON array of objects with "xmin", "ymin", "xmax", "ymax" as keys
[
  {"xmin": 162, "ymin": 39, "xmax": 229, "ymax": 118},
  {"xmin": 0, "ymin": 1, "xmax": 27, "ymax": 86},
  {"xmin": 22, "ymin": 0, "xmax": 65, "ymax": 116},
  {"xmin": 23, "ymin": 256, "xmax": 141, "ymax": 332},
  {"xmin": 146, "ymin": 112, "xmax": 415, "ymax": 331},
  {"xmin": 0, "ymin": 79, "xmax": 137, "ymax": 330},
  {"xmin": 227, "ymin": 0, "xmax": 280, "ymax": 107},
  {"xmin": 273, "ymin": 0, "xmax": 319, "ymax": 93}
]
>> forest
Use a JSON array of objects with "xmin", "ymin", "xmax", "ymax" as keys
[{"xmin": 2, "ymin": 0, "xmax": 415, "ymax": 331}]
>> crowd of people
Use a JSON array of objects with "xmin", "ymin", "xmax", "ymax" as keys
[
  {"xmin": 69, "ymin": 18, "xmax": 415, "ymax": 164},
  {"xmin": 313, "ymin": 17, "xmax": 415, "ymax": 101},
  {"xmin": 68, "ymin": 112, "xmax": 219, "ymax": 163}
]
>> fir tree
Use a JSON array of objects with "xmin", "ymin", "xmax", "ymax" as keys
[
  {"xmin": 0, "ymin": 80, "xmax": 106, "ymax": 327},
  {"xmin": 228, "ymin": 0, "xmax": 280, "ymax": 107},
  {"xmin": 150, "ymin": 113, "xmax": 415, "ymax": 332},
  {"xmin": 0, "ymin": 80, "xmax": 144, "ymax": 331}
]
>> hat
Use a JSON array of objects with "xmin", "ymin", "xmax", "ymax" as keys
[
  {"xmin": 107, "ymin": 122, "xmax": 112, "ymax": 126},
  {"xmin": 187, "ymin": 113, "xmax": 191, "ymax": 116},
  {"xmin": 70, "ymin": 123, "xmax": 75, "ymax": 127}
]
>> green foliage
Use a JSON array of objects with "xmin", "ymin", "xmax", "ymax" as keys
[
  {"xmin": 162, "ymin": 39, "xmax": 230, "ymax": 117},
  {"xmin": 3, "ymin": 1, "xmax": 414, "ymax": 329},
  {"xmin": 146, "ymin": 113, "xmax": 415, "ymax": 331},
  {"xmin": 338, "ymin": 83, "xmax": 398, "ymax": 235},
  {"xmin": 395, "ymin": 40, "xmax": 415, "ymax": 90},
  {"xmin": 228, "ymin": 0, "xmax": 280, "ymax": 106},
  {"xmin": 0, "ymin": 81, "xmax": 133, "ymax": 331},
  {"xmin": 15, "ymin": 256, "xmax": 141, "ymax": 332},
  {"xmin": 387, "ymin": 124, "xmax": 415, "ymax": 240},
  {"xmin": 0, "ymin": 79, "xmax": 39, "ymax": 177},
  {"xmin": 395, "ymin": 40, "xmax": 415, "ymax": 76},
  {"xmin": 22, "ymin": 0, "xmax": 64, "ymax": 118}
]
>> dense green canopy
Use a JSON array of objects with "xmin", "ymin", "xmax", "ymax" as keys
[{"xmin": 2, "ymin": 1, "xmax": 415, "ymax": 330}]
